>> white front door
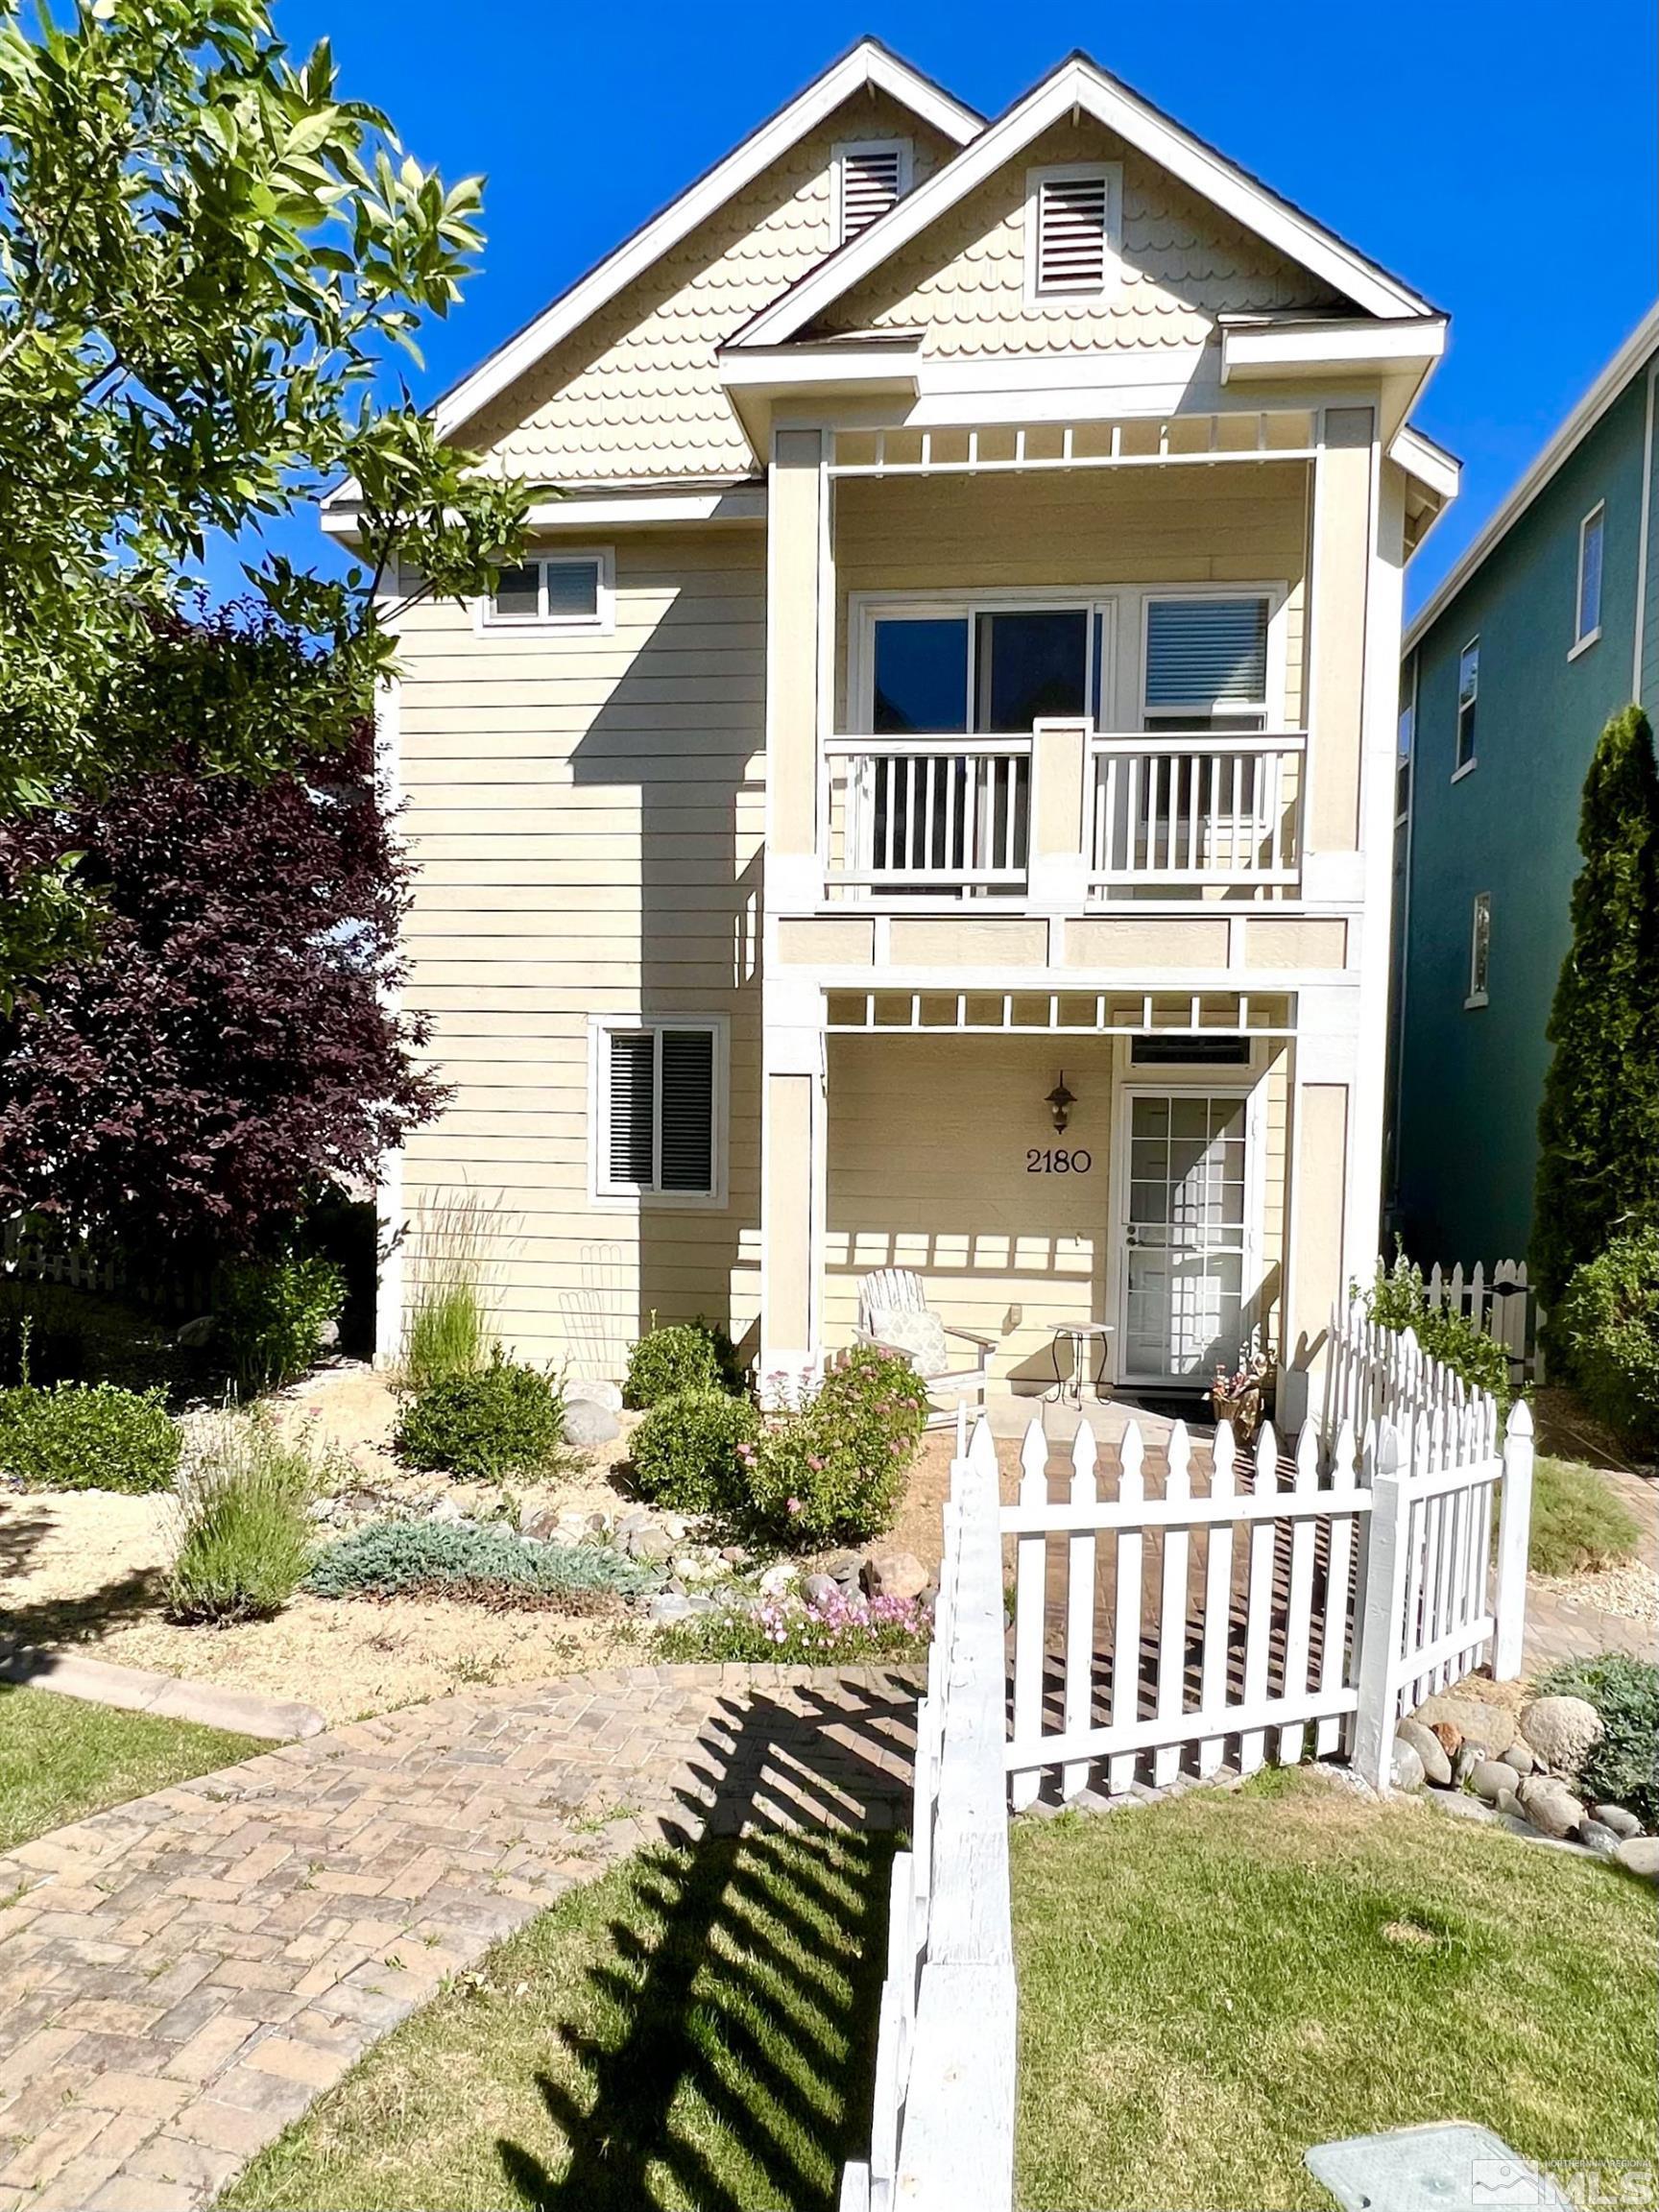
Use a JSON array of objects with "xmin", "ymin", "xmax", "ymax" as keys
[{"xmin": 1118, "ymin": 1091, "xmax": 1250, "ymax": 1383}]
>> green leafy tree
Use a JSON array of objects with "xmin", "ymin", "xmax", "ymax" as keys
[
  {"xmin": 1531, "ymin": 706, "xmax": 1659, "ymax": 1303},
  {"xmin": 0, "ymin": 0, "xmax": 528, "ymax": 990}
]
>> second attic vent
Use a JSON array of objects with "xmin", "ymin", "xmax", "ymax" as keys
[{"xmin": 1033, "ymin": 166, "xmax": 1115, "ymax": 295}]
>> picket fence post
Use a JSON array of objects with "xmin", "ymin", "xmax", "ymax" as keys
[
  {"xmin": 1351, "ymin": 1421, "xmax": 1409, "ymax": 1792},
  {"xmin": 1491, "ymin": 1399, "xmax": 1535, "ymax": 1680}
]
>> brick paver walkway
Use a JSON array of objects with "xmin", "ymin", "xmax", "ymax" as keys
[{"xmin": 0, "ymin": 1663, "xmax": 918, "ymax": 2212}]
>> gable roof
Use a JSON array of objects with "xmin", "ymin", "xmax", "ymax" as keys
[
  {"xmin": 732, "ymin": 51, "xmax": 1433, "ymax": 351},
  {"xmin": 431, "ymin": 39, "xmax": 981, "ymax": 445},
  {"xmin": 1403, "ymin": 301, "xmax": 1659, "ymax": 656}
]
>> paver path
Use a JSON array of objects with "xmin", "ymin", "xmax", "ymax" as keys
[{"xmin": 0, "ymin": 1663, "xmax": 918, "ymax": 2212}]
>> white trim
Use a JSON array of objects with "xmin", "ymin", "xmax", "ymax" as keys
[
  {"xmin": 1464, "ymin": 890, "xmax": 1491, "ymax": 1009},
  {"xmin": 1404, "ymin": 302, "xmax": 1659, "ymax": 656},
  {"xmin": 422, "ymin": 42, "xmax": 979, "ymax": 447},
  {"xmin": 1388, "ymin": 421, "xmax": 1461, "ymax": 505},
  {"xmin": 832, "ymin": 137, "xmax": 913, "ymax": 245},
  {"xmin": 476, "ymin": 546, "xmax": 613, "ymax": 636},
  {"xmin": 1024, "ymin": 161, "xmax": 1123, "ymax": 306},
  {"xmin": 588, "ymin": 1014, "xmax": 730, "ymax": 1209},
  {"xmin": 733, "ymin": 54, "xmax": 1431, "ymax": 351},
  {"xmin": 372, "ymin": 660, "xmax": 405, "ymax": 1371},
  {"xmin": 1573, "ymin": 499, "xmax": 1605, "ymax": 654},
  {"xmin": 325, "ymin": 486, "xmax": 765, "ymax": 540},
  {"xmin": 1221, "ymin": 317, "xmax": 1446, "ymax": 380},
  {"xmin": 1635, "ymin": 359, "xmax": 1658, "ymax": 700}
]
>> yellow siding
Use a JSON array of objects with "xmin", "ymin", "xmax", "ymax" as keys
[
  {"xmin": 394, "ymin": 527, "xmax": 766, "ymax": 1373},
  {"xmin": 468, "ymin": 92, "xmax": 956, "ymax": 483},
  {"xmin": 820, "ymin": 117, "xmax": 1343, "ymax": 356}
]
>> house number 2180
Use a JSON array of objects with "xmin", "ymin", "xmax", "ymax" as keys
[{"xmin": 1026, "ymin": 1148, "xmax": 1092, "ymax": 1173}]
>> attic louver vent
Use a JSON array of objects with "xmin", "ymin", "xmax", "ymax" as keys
[
  {"xmin": 839, "ymin": 144, "xmax": 907, "ymax": 242},
  {"xmin": 1035, "ymin": 170, "xmax": 1110, "ymax": 294}
]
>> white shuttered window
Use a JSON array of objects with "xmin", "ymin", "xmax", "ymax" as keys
[
  {"xmin": 1029, "ymin": 164, "xmax": 1120, "ymax": 298},
  {"xmin": 595, "ymin": 1021, "xmax": 723, "ymax": 1201},
  {"xmin": 836, "ymin": 141, "xmax": 911, "ymax": 243}
]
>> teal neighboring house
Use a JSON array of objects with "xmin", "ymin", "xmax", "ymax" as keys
[{"xmin": 1388, "ymin": 305, "xmax": 1659, "ymax": 1266}]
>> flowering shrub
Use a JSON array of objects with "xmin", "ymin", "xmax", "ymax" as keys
[
  {"xmin": 658, "ymin": 1585, "xmax": 931, "ymax": 1665},
  {"xmin": 630, "ymin": 1387, "xmax": 759, "ymax": 1513},
  {"xmin": 740, "ymin": 1346, "xmax": 930, "ymax": 1547}
]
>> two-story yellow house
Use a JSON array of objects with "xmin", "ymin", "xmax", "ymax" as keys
[{"xmin": 327, "ymin": 41, "xmax": 1458, "ymax": 1408}]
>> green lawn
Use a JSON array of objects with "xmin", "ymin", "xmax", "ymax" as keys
[
  {"xmin": 0, "ymin": 1682, "xmax": 264, "ymax": 1853},
  {"xmin": 224, "ymin": 1829, "xmax": 894, "ymax": 2212},
  {"xmin": 1013, "ymin": 1768, "xmax": 1658, "ymax": 2211}
]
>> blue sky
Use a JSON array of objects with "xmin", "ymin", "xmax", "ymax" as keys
[{"xmin": 241, "ymin": 0, "xmax": 1657, "ymax": 613}]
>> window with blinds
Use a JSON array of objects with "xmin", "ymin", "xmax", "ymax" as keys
[
  {"xmin": 1142, "ymin": 597, "xmax": 1271, "ymax": 729},
  {"xmin": 598, "ymin": 1022, "xmax": 719, "ymax": 1198},
  {"xmin": 837, "ymin": 141, "xmax": 910, "ymax": 243},
  {"xmin": 1031, "ymin": 166, "xmax": 1118, "ymax": 297},
  {"xmin": 484, "ymin": 551, "xmax": 612, "ymax": 632}
]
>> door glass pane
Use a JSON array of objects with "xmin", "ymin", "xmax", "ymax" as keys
[
  {"xmin": 974, "ymin": 610, "xmax": 1089, "ymax": 730},
  {"xmin": 873, "ymin": 618, "xmax": 969, "ymax": 733}
]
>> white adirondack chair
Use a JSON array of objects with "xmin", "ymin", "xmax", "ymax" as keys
[{"xmin": 855, "ymin": 1267, "xmax": 994, "ymax": 1427}]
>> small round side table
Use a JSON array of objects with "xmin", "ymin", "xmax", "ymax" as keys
[{"xmin": 1046, "ymin": 1322, "xmax": 1115, "ymax": 1407}]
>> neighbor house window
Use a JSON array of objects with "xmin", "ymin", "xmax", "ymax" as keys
[
  {"xmin": 593, "ymin": 1020, "xmax": 723, "ymax": 1201},
  {"xmin": 1467, "ymin": 893, "xmax": 1491, "ymax": 1007},
  {"xmin": 1574, "ymin": 503, "xmax": 1604, "ymax": 654},
  {"xmin": 1396, "ymin": 691, "xmax": 1415, "ymax": 825},
  {"xmin": 1455, "ymin": 638, "xmax": 1479, "ymax": 774},
  {"xmin": 835, "ymin": 140, "xmax": 910, "ymax": 242},
  {"xmin": 484, "ymin": 550, "xmax": 613, "ymax": 633},
  {"xmin": 1142, "ymin": 596, "xmax": 1271, "ymax": 731},
  {"xmin": 1027, "ymin": 163, "xmax": 1121, "ymax": 301}
]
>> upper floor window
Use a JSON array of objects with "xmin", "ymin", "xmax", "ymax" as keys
[
  {"xmin": 592, "ymin": 1019, "xmax": 724, "ymax": 1204},
  {"xmin": 1573, "ymin": 503, "xmax": 1604, "ymax": 655},
  {"xmin": 834, "ymin": 140, "xmax": 911, "ymax": 243},
  {"xmin": 483, "ymin": 549, "xmax": 613, "ymax": 634},
  {"xmin": 1027, "ymin": 163, "xmax": 1122, "ymax": 301},
  {"xmin": 1142, "ymin": 596, "xmax": 1270, "ymax": 732},
  {"xmin": 1454, "ymin": 637, "xmax": 1479, "ymax": 776},
  {"xmin": 1466, "ymin": 892, "xmax": 1491, "ymax": 1008},
  {"xmin": 870, "ymin": 606, "xmax": 1094, "ymax": 733}
]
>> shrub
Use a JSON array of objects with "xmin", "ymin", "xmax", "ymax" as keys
[
  {"xmin": 630, "ymin": 1387, "xmax": 759, "ymax": 1514},
  {"xmin": 217, "ymin": 1254, "xmax": 346, "ymax": 1395},
  {"xmin": 1360, "ymin": 1247, "xmax": 1513, "ymax": 1408},
  {"xmin": 1532, "ymin": 1651, "xmax": 1659, "ymax": 1831},
  {"xmin": 739, "ymin": 1347, "xmax": 931, "ymax": 1547},
  {"xmin": 624, "ymin": 1318, "xmax": 742, "ymax": 1409},
  {"xmin": 1528, "ymin": 1456, "xmax": 1641, "ymax": 1576},
  {"xmin": 166, "ymin": 1412, "xmax": 318, "ymax": 1624},
  {"xmin": 0, "ymin": 1380, "xmax": 180, "ymax": 1492},
  {"xmin": 1551, "ymin": 1230, "xmax": 1659, "ymax": 1454},
  {"xmin": 401, "ymin": 1189, "xmax": 499, "ymax": 1391},
  {"xmin": 394, "ymin": 1350, "xmax": 565, "ymax": 1480},
  {"xmin": 659, "ymin": 1587, "xmax": 931, "ymax": 1665},
  {"xmin": 307, "ymin": 1519, "xmax": 660, "ymax": 1611}
]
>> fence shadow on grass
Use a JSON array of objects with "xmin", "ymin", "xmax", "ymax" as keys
[{"xmin": 493, "ymin": 1678, "xmax": 916, "ymax": 2212}]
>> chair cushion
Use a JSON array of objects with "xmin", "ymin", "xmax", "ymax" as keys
[{"xmin": 868, "ymin": 1306, "xmax": 951, "ymax": 1379}]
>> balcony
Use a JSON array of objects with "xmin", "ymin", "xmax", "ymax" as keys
[{"xmin": 820, "ymin": 727, "xmax": 1306, "ymax": 907}]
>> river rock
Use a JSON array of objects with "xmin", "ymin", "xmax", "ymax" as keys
[
  {"xmin": 175, "ymin": 1314, "xmax": 216, "ymax": 1350},
  {"xmin": 1467, "ymin": 1759, "xmax": 1517, "ymax": 1805},
  {"xmin": 1519, "ymin": 1695, "xmax": 1603, "ymax": 1776},
  {"xmin": 1502, "ymin": 1741, "xmax": 1537, "ymax": 1776},
  {"xmin": 1412, "ymin": 1692, "xmax": 1516, "ymax": 1757},
  {"xmin": 1615, "ymin": 1836, "xmax": 1659, "ymax": 1882},
  {"xmin": 758, "ymin": 1561, "xmax": 797, "ymax": 1598},
  {"xmin": 803, "ymin": 1573, "xmax": 839, "ymax": 1606},
  {"xmin": 649, "ymin": 1592, "xmax": 693, "ymax": 1623},
  {"xmin": 563, "ymin": 1399, "xmax": 620, "ymax": 1448},
  {"xmin": 822, "ymin": 1549, "xmax": 864, "ymax": 1590},
  {"xmin": 1592, "ymin": 1804, "xmax": 1643, "ymax": 1839},
  {"xmin": 1577, "ymin": 1819, "xmax": 1621, "ymax": 1859},
  {"xmin": 1395, "ymin": 1716, "xmax": 1453, "ymax": 1787},
  {"xmin": 1452, "ymin": 1742, "xmax": 1488, "ymax": 1788},
  {"xmin": 624, "ymin": 1522, "xmax": 674, "ymax": 1564},
  {"xmin": 1390, "ymin": 1738, "xmax": 1426, "ymax": 1791},
  {"xmin": 565, "ymin": 1376, "xmax": 623, "ymax": 1414},
  {"xmin": 864, "ymin": 1550, "xmax": 929, "ymax": 1602},
  {"xmin": 1517, "ymin": 1774, "xmax": 1584, "ymax": 1840}
]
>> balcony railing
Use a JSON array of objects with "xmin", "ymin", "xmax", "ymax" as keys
[
  {"xmin": 819, "ymin": 729, "xmax": 1306, "ymax": 905},
  {"xmin": 823, "ymin": 736, "xmax": 1031, "ymax": 900},
  {"xmin": 1090, "ymin": 732, "xmax": 1306, "ymax": 898}
]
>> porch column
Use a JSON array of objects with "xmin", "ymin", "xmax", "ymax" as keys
[
  {"xmin": 1028, "ymin": 716, "xmax": 1091, "ymax": 914},
  {"xmin": 1305, "ymin": 404, "xmax": 1376, "ymax": 863},
  {"xmin": 759, "ymin": 987, "xmax": 825, "ymax": 1390}
]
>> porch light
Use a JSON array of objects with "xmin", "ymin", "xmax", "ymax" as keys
[{"xmin": 1046, "ymin": 1073, "xmax": 1076, "ymax": 1134}]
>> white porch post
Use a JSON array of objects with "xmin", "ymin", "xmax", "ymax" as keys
[{"xmin": 1491, "ymin": 1399, "xmax": 1535, "ymax": 1679}]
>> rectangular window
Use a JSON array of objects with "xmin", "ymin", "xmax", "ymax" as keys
[
  {"xmin": 1575, "ymin": 503, "xmax": 1604, "ymax": 652},
  {"xmin": 1455, "ymin": 638, "xmax": 1479, "ymax": 773},
  {"xmin": 1467, "ymin": 892, "xmax": 1491, "ymax": 1007},
  {"xmin": 1396, "ymin": 691, "xmax": 1414, "ymax": 825},
  {"xmin": 835, "ymin": 140, "xmax": 910, "ymax": 243},
  {"xmin": 484, "ymin": 550, "xmax": 612, "ymax": 633},
  {"xmin": 1142, "ymin": 596, "xmax": 1271, "ymax": 731},
  {"xmin": 1028, "ymin": 164, "xmax": 1121, "ymax": 300},
  {"xmin": 595, "ymin": 1021, "xmax": 722, "ymax": 1200},
  {"xmin": 868, "ymin": 606, "xmax": 1094, "ymax": 733}
]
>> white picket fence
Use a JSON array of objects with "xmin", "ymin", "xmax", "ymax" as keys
[
  {"xmin": 840, "ymin": 1412, "xmax": 1016, "ymax": 2212},
  {"xmin": 1424, "ymin": 1259, "xmax": 1545, "ymax": 1382}
]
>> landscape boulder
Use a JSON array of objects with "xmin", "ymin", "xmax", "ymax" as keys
[
  {"xmin": 623, "ymin": 1522, "xmax": 674, "ymax": 1565},
  {"xmin": 649, "ymin": 1592, "xmax": 693, "ymax": 1623},
  {"xmin": 1411, "ymin": 1692, "xmax": 1515, "ymax": 1757},
  {"xmin": 565, "ymin": 1377, "xmax": 624, "ymax": 1414},
  {"xmin": 1502, "ymin": 1740, "xmax": 1537, "ymax": 1776},
  {"xmin": 1467, "ymin": 1759, "xmax": 1517, "ymax": 1806},
  {"xmin": 863, "ymin": 1551, "xmax": 929, "ymax": 1602},
  {"xmin": 1577, "ymin": 1819, "xmax": 1621, "ymax": 1860},
  {"xmin": 1615, "ymin": 1836, "xmax": 1659, "ymax": 1882},
  {"xmin": 822, "ymin": 1549, "xmax": 864, "ymax": 1591},
  {"xmin": 1592, "ymin": 1804, "xmax": 1643, "ymax": 1839},
  {"xmin": 1518, "ymin": 1695, "xmax": 1603, "ymax": 1777},
  {"xmin": 1516, "ymin": 1774, "xmax": 1584, "ymax": 1840},
  {"xmin": 803, "ymin": 1573, "xmax": 839, "ymax": 1606},
  {"xmin": 1394, "ymin": 1716, "xmax": 1453, "ymax": 1787},
  {"xmin": 175, "ymin": 1314, "xmax": 216, "ymax": 1350},
  {"xmin": 563, "ymin": 1399, "xmax": 621, "ymax": 1449},
  {"xmin": 1390, "ymin": 1737, "xmax": 1426, "ymax": 1791}
]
